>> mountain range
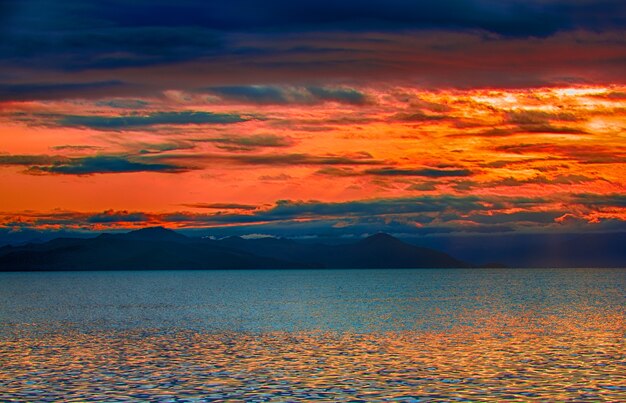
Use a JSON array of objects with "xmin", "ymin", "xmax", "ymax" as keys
[
  {"xmin": 0, "ymin": 227, "xmax": 468, "ymax": 271},
  {"xmin": 1, "ymin": 227, "xmax": 624, "ymax": 270}
]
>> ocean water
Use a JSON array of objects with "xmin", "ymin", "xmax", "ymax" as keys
[{"xmin": 0, "ymin": 268, "xmax": 624, "ymax": 401}]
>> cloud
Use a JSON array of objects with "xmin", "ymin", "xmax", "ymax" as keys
[
  {"xmin": 88, "ymin": 210, "xmax": 150, "ymax": 223},
  {"xmin": 236, "ymin": 196, "xmax": 492, "ymax": 222},
  {"xmin": 205, "ymin": 85, "xmax": 367, "ymax": 105},
  {"xmin": 220, "ymin": 152, "xmax": 384, "ymax": 166},
  {"xmin": 181, "ymin": 203, "xmax": 258, "ymax": 210},
  {"xmin": 314, "ymin": 166, "xmax": 473, "ymax": 178},
  {"xmin": 1, "ymin": 1, "xmax": 622, "ymax": 97},
  {"xmin": 25, "ymin": 155, "xmax": 190, "ymax": 175},
  {"xmin": 1, "ymin": 150, "xmax": 384, "ymax": 175},
  {"xmin": 197, "ymin": 134, "xmax": 294, "ymax": 151},
  {"xmin": 455, "ymin": 174, "xmax": 596, "ymax": 191},
  {"xmin": 314, "ymin": 167, "xmax": 359, "ymax": 177},
  {"xmin": 364, "ymin": 167, "xmax": 474, "ymax": 177},
  {"xmin": 465, "ymin": 211, "xmax": 564, "ymax": 225},
  {"xmin": 496, "ymin": 143, "xmax": 626, "ymax": 164},
  {"xmin": 136, "ymin": 142, "xmax": 196, "ymax": 154},
  {"xmin": 479, "ymin": 158, "xmax": 558, "ymax": 169},
  {"xmin": 95, "ymin": 99, "xmax": 149, "ymax": 109},
  {"xmin": 57, "ymin": 111, "xmax": 250, "ymax": 129},
  {"xmin": 3, "ymin": 193, "xmax": 625, "ymax": 237},
  {"xmin": 517, "ymin": 124, "xmax": 589, "ymax": 134},
  {"xmin": 0, "ymin": 81, "xmax": 126, "ymax": 101},
  {"xmin": 74, "ymin": 1, "xmax": 626, "ymax": 36},
  {"xmin": 207, "ymin": 86, "xmax": 290, "ymax": 104},
  {"xmin": 137, "ymin": 195, "xmax": 504, "ymax": 228},
  {"xmin": 239, "ymin": 233, "xmax": 277, "ymax": 239},
  {"xmin": 392, "ymin": 111, "xmax": 448, "ymax": 122},
  {"xmin": 509, "ymin": 174, "xmax": 594, "ymax": 186},
  {"xmin": 258, "ymin": 173, "xmax": 293, "ymax": 181},
  {"xmin": 0, "ymin": 154, "xmax": 68, "ymax": 166},
  {"xmin": 572, "ymin": 193, "xmax": 626, "ymax": 208},
  {"xmin": 50, "ymin": 145, "xmax": 103, "ymax": 152},
  {"xmin": 0, "ymin": 22, "xmax": 223, "ymax": 71},
  {"xmin": 408, "ymin": 182, "xmax": 438, "ymax": 191},
  {"xmin": 506, "ymin": 110, "xmax": 579, "ymax": 124},
  {"xmin": 478, "ymin": 125, "xmax": 589, "ymax": 137},
  {"xmin": 591, "ymin": 91, "xmax": 626, "ymax": 100},
  {"xmin": 306, "ymin": 87, "xmax": 366, "ymax": 104},
  {"xmin": 1, "ymin": 28, "xmax": 624, "ymax": 97}
]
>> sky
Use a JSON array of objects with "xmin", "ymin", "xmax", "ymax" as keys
[{"xmin": 0, "ymin": 0, "xmax": 625, "ymax": 239}]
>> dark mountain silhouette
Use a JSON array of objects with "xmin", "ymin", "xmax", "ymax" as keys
[
  {"xmin": 97, "ymin": 226, "xmax": 190, "ymax": 242},
  {"xmin": 0, "ymin": 228, "xmax": 307, "ymax": 270},
  {"xmin": 2, "ymin": 227, "xmax": 623, "ymax": 271},
  {"xmin": 0, "ymin": 228, "xmax": 468, "ymax": 271},
  {"xmin": 218, "ymin": 232, "xmax": 468, "ymax": 268},
  {"xmin": 338, "ymin": 233, "xmax": 468, "ymax": 268}
]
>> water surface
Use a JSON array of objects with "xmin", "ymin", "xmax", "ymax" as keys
[
  {"xmin": 1, "ymin": 269, "xmax": 624, "ymax": 401},
  {"xmin": 1, "ymin": 268, "xmax": 624, "ymax": 332}
]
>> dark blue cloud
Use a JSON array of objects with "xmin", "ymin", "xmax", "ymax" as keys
[
  {"xmin": 58, "ymin": 111, "xmax": 249, "ymax": 129},
  {"xmin": 95, "ymin": 99, "xmax": 149, "ymax": 109},
  {"xmin": 3, "ymin": 0, "xmax": 622, "ymax": 70},
  {"xmin": 208, "ymin": 86, "xmax": 289, "ymax": 104},
  {"xmin": 28, "ymin": 155, "xmax": 189, "ymax": 175},
  {"xmin": 306, "ymin": 87, "xmax": 366, "ymax": 104},
  {"xmin": 206, "ymin": 85, "xmax": 367, "ymax": 105},
  {"xmin": 2, "ymin": 194, "xmax": 625, "ymax": 242},
  {"xmin": 0, "ymin": 24, "xmax": 223, "ymax": 70},
  {"xmin": 79, "ymin": 1, "xmax": 626, "ymax": 36},
  {"xmin": 0, "ymin": 81, "xmax": 125, "ymax": 101},
  {"xmin": 572, "ymin": 193, "xmax": 626, "ymax": 207},
  {"xmin": 160, "ymin": 195, "xmax": 575, "ymax": 234},
  {"xmin": 0, "ymin": 152, "xmax": 189, "ymax": 174},
  {"xmin": 0, "ymin": 0, "xmax": 621, "ymax": 101},
  {"xmin": 465, "ymin": 211, "xmax": 563, "ymax": 225},
  {"xmin": 162, "ymin": 193, "xmax": 625, "ymax": 236},
  {"xmin": 198, "ymin": 196, "xmax": 494, "ymax": 224},
  {"xmin": 88, "ymin": 210, "xmax": 149, "ymax": 223}
]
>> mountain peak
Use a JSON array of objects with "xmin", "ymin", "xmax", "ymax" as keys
[
  {"xmin": 359, "ymin": 233, "xmax": 402, "ymax": 245},
  {"xmin": 129, "ymin": 226, "xmax": 170, "ymax": 234},
  {"xmin": 120, "ymin": 226, "xmax": 188, "ymax": 242}
]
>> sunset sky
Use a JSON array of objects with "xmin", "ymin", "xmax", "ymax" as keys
[{"xmin": 0, "ymin": 0, "xmax": 624, "ymax": 239}]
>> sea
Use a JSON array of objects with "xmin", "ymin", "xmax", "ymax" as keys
[{"xmin": 0, "ymin": 268, "xmax": 624, "ymax": 402}]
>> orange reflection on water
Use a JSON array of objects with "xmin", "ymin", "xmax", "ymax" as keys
[{"xmin": 0, "ymin": 314, "xmax": 624, "ymax": 402}]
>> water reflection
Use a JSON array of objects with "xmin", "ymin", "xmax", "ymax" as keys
[{"xmin": 1, "ymin": 313, "xmax": 624, "ymax": 402}]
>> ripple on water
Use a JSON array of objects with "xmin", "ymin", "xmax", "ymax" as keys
[{"xmin": 0, "ymin": 314, "xmax": 625, "ymax": 402}]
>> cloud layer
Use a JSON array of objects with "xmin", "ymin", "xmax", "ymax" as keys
[
  {"xmin": 0, "ymin": 2, "xmax": 624, "ymax": 239},
  {"xmin": 0, "ymin": 1, "xmax": 624, "ymax": 100}
]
